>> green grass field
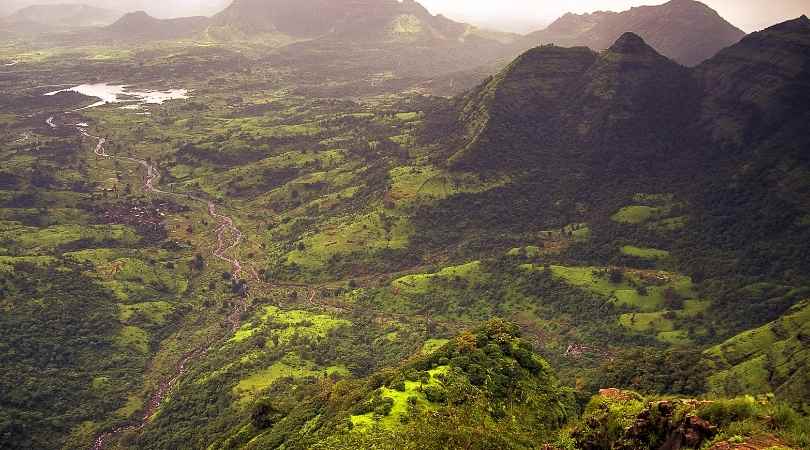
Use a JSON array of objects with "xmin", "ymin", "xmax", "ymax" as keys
[
  {"xmin": 392, "ymin": 261, "xmax": 484, "ymax": 295},
  {"xmin": 350, "ymin": 365, "xmax": 450, "ymax": 429},
  {"xmin": 620, "ymin": 246, "xmax": 670, "ymax": 259}
]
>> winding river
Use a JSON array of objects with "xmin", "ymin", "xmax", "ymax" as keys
[{"xmin": 44, "ymin": 90, "xmax": 253, "ymax": 449}]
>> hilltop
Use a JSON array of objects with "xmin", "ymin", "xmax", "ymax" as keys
[
  {"xmin": 442, "ymin": 32, "xmax": 698, "ymax": 172},
  {"xmin": 521, "ymin": 0, "xmax": 746, "ymax": 66},
  {"xmin": 104, "ymin": 11, "xmax": 211, "ymax": 40}
]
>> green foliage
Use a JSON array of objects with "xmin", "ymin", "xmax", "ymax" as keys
[{"xmin": 0, "ymin": 262, "xmax": 142, "ymax": 449}]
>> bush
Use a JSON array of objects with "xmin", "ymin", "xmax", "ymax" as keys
[{"xmin": 423, "ymin": 385, "xmax": 447, "ymax": 404}]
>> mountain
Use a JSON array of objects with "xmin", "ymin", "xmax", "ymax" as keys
[
  {"xmin": 521, "ymin": 0, "xmax": 746, "ymax": 66},
  {"xmin": 210, "ymin": 0, "xmax": 509, "ymax": 44},
  {"xmin": 443, "ymin": 32, "xmax": 698, "ymax": 171},
  {"xmin": 209, "ymin": 0, "xmax": 523, "ymax": 88},
  {"xmin": 4, "ymin": 5, "xmax": 810, "ymax": 450},
  {"xmin": 0, "ymin": 0, "xmax": 230, "ymax": 19},
  {"xmin": 6, "ymin": 3, "xmax": 121, "ymax": 29},
  {"xmin": 104, "ymin": 10, "xmax": 211, "ymax": 40},
  {"xmin": 419, "ymin": 16, "xmax": 810, "ymax": 380}
]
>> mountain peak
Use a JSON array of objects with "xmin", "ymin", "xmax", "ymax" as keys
[
  {"xmin": 606, "ymin": 32, "xmax": 667, "ymax": 61},
  {"xmin": 766, "ymin": 15, "xmax": 810, "ymax": 32},
  {"xmin": 609, "ymin": 32, "xmax": 648, "ymax": 53}
]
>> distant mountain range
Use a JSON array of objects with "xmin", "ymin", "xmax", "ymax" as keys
[
  {"xmin": 521, "ymin": 0, "xmax": 746, "ymax": 66},
  {"xmin": 209, "ymin": 0, "xmax": 515, "ymax": 44},
  {"xmin": 0, "ymin": 3, "xmax": 120, "ymax": 33},
  {"xmin": 443, "ymin": 15, "xmax": 809, "ymax": 172},
  {"xmin": 3, "ymin": 1, "xmax": 749, "ymax": 73},
  {"xmin": 0, "ymin": 0, "xmax": 229, "ymax": 19}
]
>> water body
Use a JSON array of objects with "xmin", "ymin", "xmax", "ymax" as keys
[{"xmin": 44, "ymin": 83, "xmax": 189, "ymax": 109}]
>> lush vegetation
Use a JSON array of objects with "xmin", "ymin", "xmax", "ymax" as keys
[{"xmin": 0, "ymin": 6, "xmax": 808, "ymax": 450}]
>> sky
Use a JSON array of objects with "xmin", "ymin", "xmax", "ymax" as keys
[
  {"xmin": 2, "ymin": 0, "xmax": 808, "ymax": 33},
  {"xmin": 418, "ymin": 0, "xmax": 810, "ymax": 33}
]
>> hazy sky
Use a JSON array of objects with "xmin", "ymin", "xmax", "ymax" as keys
[
  {"xmin": 3, "ymin": 0, "xmax": 808, "ymax": 33},
  {"xmin": 419, "ymin": 0, "xmax": 810, "ymax": 33}
]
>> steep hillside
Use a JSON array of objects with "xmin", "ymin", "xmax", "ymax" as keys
[
  {"xmin": 444, "ymin": 32, "xmax": 699, "ymax": 172},
  {"xmin": 415, "ymin": 18, "xmax": 810, "ymax": 354},
  {"xmin": 522, "ymin": 0, "xmax": 746, "ymax": 66},
  {"xmin": 705, "ymin": 301, "xmax": 810, "ymax": 412}
]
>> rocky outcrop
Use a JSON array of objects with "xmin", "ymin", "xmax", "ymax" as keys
[{"xmin": 573, "ymin": 390, "xmax": 718, "ymax": 450}]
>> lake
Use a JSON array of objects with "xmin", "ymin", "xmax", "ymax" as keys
[{"xmin": 44, "ymin": 83, "xmax": 189, "ymax": 109}]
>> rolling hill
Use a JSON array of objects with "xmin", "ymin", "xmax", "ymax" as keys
[{"xmin": 521, "ymin": 0, "xmax": 746, "ymax": 66}]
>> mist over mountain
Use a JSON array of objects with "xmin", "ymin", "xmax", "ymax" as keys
[
  {"xmin": 0, "ymin": 0, "xmax": 230, "ymax": 19},
  {"xmin": 7, "ymin": 3, "xmax": 121, "ymax": 28}
]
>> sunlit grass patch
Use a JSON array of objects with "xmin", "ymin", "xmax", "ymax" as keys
[
  {"xmin": 118, "ymin": 301, "xmax": 175, "ymax": 327},
  {"xmin": 115, "ymin": 395, "xmax": 143, "ymax": 418},
  {"xmin": 388, "ymin": 165, "xmax": 509, "ymax": 207},
  {"xmin": 351, "ymin": 365, "xmax": 450, "ymax": 429},
  {"xmin": 619, "ymin": 311, "xmax": 676, "ymax": 332},
  {"xmin": 392, "ymin": 261, "xmax": 484, "ymax": 295},
  {"xmin": 0, "ymin": 255, "xmax": 57, "ymax": 273},
  {"xmin": 233, "ymin": 353, "xmax": 349, "ymax": 405},
  {"xmin": 1, "ymin": 224, "xmax": 139, "ymax": 254},
  {"xmin": 420, "ymin": 338, "xmax": 449, "ymax": 355},
  {"xmin": 231, "ymin": 306, "xmax": 350, "ymax": 345},
  {"xmin": 550, "ymin": 265, "xmax": 696, "ymax": 312},
  {"xmin": 285, "ymin": 212, "xmax": 413, "ymax": 270},
  {"xmin": 394, "ymin": 112, "xmax": 421, "ymax": 122},
  {"xmin": 611, "ymin": 205, "xmax": 663, "ymax": 224},
  {"xmin": 620, "ymin": 245, "xmax": 670, "ymax": 259},
  {"xmin": 114, "ymin": 325, "xmax": 149, "ymax": 354},
  {"xmin": 67, "ymin": 249, "xmax": 189, "ymax": 296}
]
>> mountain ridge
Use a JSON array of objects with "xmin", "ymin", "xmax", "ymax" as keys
[{"xmin": 522, "ymin": 0, "xmax": 746, "ymax": 66}]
